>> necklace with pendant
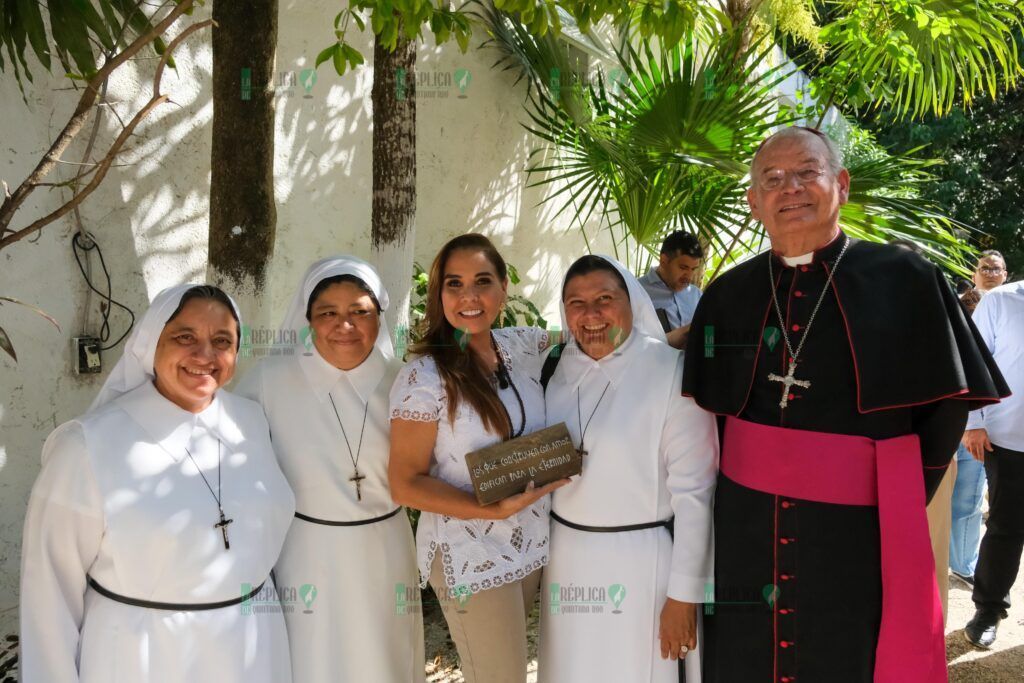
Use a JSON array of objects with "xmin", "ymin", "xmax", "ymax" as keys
[
  {"xmin": 576, "ymin": 381, "xmax": 612, "ymax": 458},
  {"xmin": 491, "ymin": 333, "xmax": 526, "ymax": 439},
  {"xmin": 182, "ymin": 440, "xmax": 233, "ymax": 550},
  {"xmin": 766, "ymin": 236, "xmax": 850, "ymax": 409},
  {"xmin": 328, "ymin": 392, "xmax": 370, "ymax": 502}
]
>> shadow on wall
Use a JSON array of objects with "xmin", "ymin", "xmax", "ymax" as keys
[{"xmin": 0, "ymin": 12, "xmax": 216, "ymax": 637}]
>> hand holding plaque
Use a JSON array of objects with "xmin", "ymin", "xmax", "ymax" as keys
[{"xmin": 466, "ymin": 423, "xmax": 581, "ymax": 507}]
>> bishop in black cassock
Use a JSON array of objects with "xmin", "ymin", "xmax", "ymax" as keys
[{"xmin": 683, "ymin": 127, "xmax": 1008, "ymax": 683}]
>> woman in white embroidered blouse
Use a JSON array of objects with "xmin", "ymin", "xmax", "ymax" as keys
[{"xmin": 389, "ymin": 233, "xmax": 568, "ymax": 683}]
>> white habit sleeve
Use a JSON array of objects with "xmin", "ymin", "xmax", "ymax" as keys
[
  {"xmin": 19, "ymin": 422, "xmax": 105, "ymax": 683},
  {"xmin": 662, "ymin": 357, "xmax": 719, "ymax": 603}
]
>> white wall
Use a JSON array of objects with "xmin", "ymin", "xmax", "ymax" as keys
[{"xmin": 0, "ymin": 1, "xmax": 613, "ymax": 635}]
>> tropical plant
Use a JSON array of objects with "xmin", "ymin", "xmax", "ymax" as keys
[
  {"xmin": 860, "ymin": 28, "xmax": 1024, "ymax": 275},
  {"xmin": 808, "ymin": 0, "xmax": 1022, "ymax": 120},
  {"xmin": 0, "ymin": 0, "xmax": 184, "ymax": 86},
  {"xmin": 314, "ymin": 1, "xmax": 724, "ymax": 349},
  {"xmin": 481, "ymin": 6, "xmax": 978, "ymax": 279},
  {"xmin": 482, "ymin": 5, "xmax": 781, "ymax": 272}
]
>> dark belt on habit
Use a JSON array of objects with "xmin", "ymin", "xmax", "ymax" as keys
[
  {"xmin": 551, "ymin": 511, "xmax": 685, "ymax": 682},
  {"xmin": 294, "ymin": 506, "xmax": 402, "ymax": 527},
  {"xmin": 87, "ymin": 576, "xmax": 266, "ymax": 611},
  {"xmin": 551, "ymin": 511, "xmax": 674, "ymax": 536}
]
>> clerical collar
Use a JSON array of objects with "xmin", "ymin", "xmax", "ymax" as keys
[
  {"xmin": 117, "ymin": 380, "xmax": 227, "ymax": 463},
  {"xmin": 782, "ymin": 253, "xmax": 813, "ymax": 266},
  {"xmin": 772, "ymin": 230, "xmax": 847, "ymax": 271},
  {"xmin": 299, "ymin": 344, "xmax": 386, "ymax": 404}
]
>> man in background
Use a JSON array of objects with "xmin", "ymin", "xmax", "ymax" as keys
[
  {"xmin": 640, "ymin": 231, "xmax": 703, "ymax": 349},
  {"xmin": 963, "ymin": 271, "xmax": 1023, "ymax": 649},
  {"xmin": 951, "ymin": 250, "xmax": 1010, "ymax": 591}
]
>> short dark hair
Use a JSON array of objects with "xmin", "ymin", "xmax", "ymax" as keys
[
  {"xmin": 660, "ymin": 231, "xmax": 703, "ymax": 259},
  {"xmin": 166, "ymin": 285, "xmax": 240, "ymax": 348},
  {"xmin": 562, "ymin": 255, "xmax": 629, "ymax": 300},
  {"xmin": 305, "ymin": 274, "xmax": 382, "ymax": 321}
]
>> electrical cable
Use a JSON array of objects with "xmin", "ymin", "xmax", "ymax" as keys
[{"xmin": 72, "ymin": 232, "xmax": 135, "ymax": 350}]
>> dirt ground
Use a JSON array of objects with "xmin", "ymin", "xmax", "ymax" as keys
[
  {"xmin": 425, "ymin": 571, "xmax": 1024, "ymax": 682},
  {"xmin": 946, "ymin": 570, "xmax": 1024, "ymax": 683}
]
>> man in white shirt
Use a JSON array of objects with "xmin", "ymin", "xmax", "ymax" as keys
[
  {"xmin": 962, "ymin": 277, "xmax": 1024, "ymax": 648},
  {"xmin": 639, "ymin": 231, "xmax": 703, "ymax": 349},
  {"xmin": 950, "ymin": 251, "xmax": 1009, "ymax": 588}
]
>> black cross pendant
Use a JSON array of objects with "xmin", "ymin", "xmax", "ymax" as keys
[
  {"xmin": 350, "ymin": 469, "xmax": 367, "ymax": 502},
  {"xmin": 214, "ymin": 508, "xmax": 234, "ymax": 550}
]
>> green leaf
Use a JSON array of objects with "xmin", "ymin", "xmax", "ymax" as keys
[
  {"xmin": 72, "ymin": 0, "xmax": 115, "ymax": 52},
  {"xmin": 332, "ymin": 43, "xmax": 348, "ymax": 76},
  {"xmin": 16, "ymin": 0, "xmax": 51, "ymax": 69},
  {"xmin": 342, "ymin": 43, "xmax": 365, "ymax": 69},
  {"xmin": 455, "ymin": 26, "xmax": 470, "ymax": 53},
  {"xmin": 315, "ymin": 44, "xmax": 337, "ymax": 69},
  {"xmin": 48, "ymin": 0, "xmax": 97, "ymax": 76}
]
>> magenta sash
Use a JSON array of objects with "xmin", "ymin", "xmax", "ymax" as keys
[{"xmin": 721, "ymin": 417, "xmax": 947, "ymax": 683}]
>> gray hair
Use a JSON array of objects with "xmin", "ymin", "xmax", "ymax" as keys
[
  {"xmin": 750, "ymin": 126, "xmax": 845, "ymax": 178},
  {"xmin": 978, "ymin": 250, "xmax": 1006, "ymax": 267}
]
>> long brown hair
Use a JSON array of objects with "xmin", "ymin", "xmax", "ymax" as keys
[{"xmin": 410, "ymin": 234, "xmax": 511, "ymax": 438}]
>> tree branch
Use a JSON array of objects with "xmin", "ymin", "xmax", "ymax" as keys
[
  {"xmin": 0, "ymin": 0, "xmax": 197, "ymax": 233},
  {"xmin": 0, "ymin": 17, "xmax": 214, "ymax": 251}
]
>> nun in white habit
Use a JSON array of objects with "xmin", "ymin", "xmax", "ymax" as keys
[
  {"xmin": 235, "ymin": 256, "xmax": 424, "ymax": 683},
  {"xmin": 538, "ymin": 255, "xmax": 719, "ymax": 683},
  {"xmin": 19, "ymin": 284, "xmax": 296, "ymax": 683}
]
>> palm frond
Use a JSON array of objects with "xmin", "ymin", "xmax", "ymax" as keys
[{"xmin": 819, "ymin": 0, "xmax": 1023, "ymax": 118}]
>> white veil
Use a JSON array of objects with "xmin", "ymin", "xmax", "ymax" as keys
[
  {"xmin": 90, "ymin": 284, "xmax": 243, "ymax": 411},
  {"xmin": 279, "ymin": 256, "xmax": 394, "ymax": 360},
  {"xmin": 558, "ymin": 254, "xmax": 667, "ymax": 345}
]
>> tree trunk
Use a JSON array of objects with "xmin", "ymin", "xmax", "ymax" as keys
[
  {"xmin": 726, "ymin": 0, "xmax": 755, "ymax": 53},
  {"xmin": 371, "ymin": 34, "xmax": 417, "ymax": 357},
  {"xmin": 208, "ymin": 0, "xmax": 278, "ymax": 298}
]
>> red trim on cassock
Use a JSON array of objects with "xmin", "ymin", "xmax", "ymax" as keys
[{"xmin": 825, "ymin": 262, "xmax": 986, "ymax": 414}]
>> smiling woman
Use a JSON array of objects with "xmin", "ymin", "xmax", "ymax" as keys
[
  {"xmin": 154, "ymin": 287, "xmax": 241, "ymax": 413},
  {"xmin": 306, "ymin": 275, "xmax": 383, "ymax": 370},
  {"xmin": 234, "ymin": 256, "xmax": 424, "ymax": 683},
  {"xmin": 19, "ymin": 284, "xmax": 296, "ymax": 683},
  {"xmin": 539, "ymin": 254, "xmax": 717, "ymax": 683},
  {"xmin": 388, "ymin": 233, "xmax": 567, "ymax": 683}
]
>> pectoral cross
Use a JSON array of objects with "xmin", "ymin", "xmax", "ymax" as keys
[
  {"xmin": 214, "ymin": 508, "xmax": 234, "ymax": 550},
  {"xmin": 349, "ymin": 469, "xmax": 366, "ymax": 502},
  {"xmin": 768, "ymin": 360, "xmax": 811, "ymax": 410}
]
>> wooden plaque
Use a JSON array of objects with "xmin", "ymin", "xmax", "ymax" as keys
[{"xmin": 465, "ymin": 423, "xmax": 580, "ymax": 506}]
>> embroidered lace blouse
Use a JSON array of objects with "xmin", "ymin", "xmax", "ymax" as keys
[{"xmin": 389, "ymin": 327, "xmax": 551, "ymax": 594}]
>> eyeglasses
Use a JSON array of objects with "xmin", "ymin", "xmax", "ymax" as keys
[
  {"xmin": 978, "ymin": 267, "xmax": 1005, "ymax": 275},
  {"xmin": 756, "ymin": 167, "xmax": 826, "ymax": 192}
]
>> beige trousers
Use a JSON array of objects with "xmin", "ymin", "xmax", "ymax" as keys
[
  {"xmin": 926, "ymin": 459, "xmax": 957, "ymax": 624},
  {"xmin": 429, "ymin": 555, "xmax": 541, "ymax": 683}
]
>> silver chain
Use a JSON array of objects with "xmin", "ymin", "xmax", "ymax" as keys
[{"xmin": 767, "ymin": 236, "xmax": 851, "ymax": 364}]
